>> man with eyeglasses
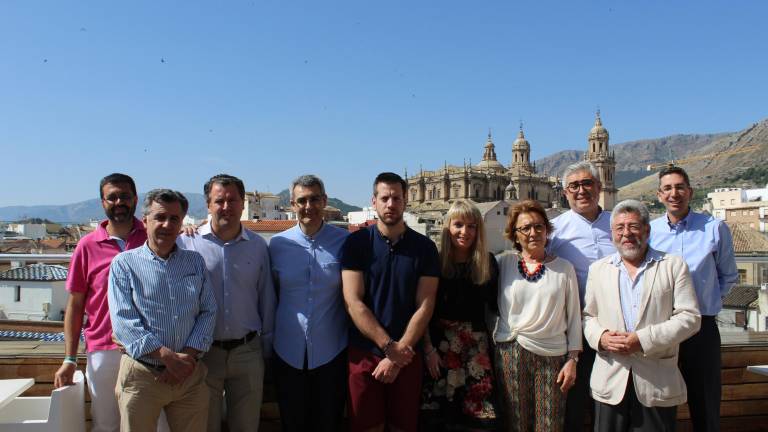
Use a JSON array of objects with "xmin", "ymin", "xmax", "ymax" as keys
[
  {"xmin": 178, "ymin": 174, "xmax": 276, "ymax": 432},
  {"xmin": 269, "ymin": 174, "xmax": 350, "ymax": 432},
  {"xmin": 649, "ymin": 166, "xmax": 737, "ymax": 432},
  {"xmin": 584, "ymin": 199, "xmax": 700, "ymax": 432},
  {"xmin": 53, "ymin": 173, "xmax": 146, "ymax": 432},
  {"xmin": 548, "ymin": 161, "xmax": 616, "ymax": 431}
]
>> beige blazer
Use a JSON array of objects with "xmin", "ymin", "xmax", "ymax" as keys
[{"xmin": 583, "ymin": 249, "xmax": 700, "ymax": 407}]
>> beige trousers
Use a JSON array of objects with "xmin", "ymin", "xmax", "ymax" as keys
[
  {"xmin": 116, "ymin": 355, "xmax": 209, "ymax": 432},
  {"xmin": 202, "ymin": 334, "xmax": 265, "ymax": 432}
]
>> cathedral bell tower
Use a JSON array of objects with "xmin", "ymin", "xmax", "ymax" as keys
[
  {"xmin": 510, "ymin": 124, "xmax": 534, "ymax": 175},
  {"xmin": 584, "ymin": 110, "xmax": 617, "ymax": 210}
]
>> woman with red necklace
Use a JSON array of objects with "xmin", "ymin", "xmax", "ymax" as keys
[{"xmin": 494, "ymin": 200, "xmax": 582, "ymax": 431}]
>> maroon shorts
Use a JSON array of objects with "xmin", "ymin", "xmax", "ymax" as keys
[{"xmin": 347, "ymin": 345, "xmax": 423, "ymax": 432}]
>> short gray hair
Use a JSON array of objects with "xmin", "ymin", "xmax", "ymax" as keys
[
  {"xmin": 562, "ymin": 161, "xmax": 601, "ymax": 188},
  {"xmin": 290, "ymin": 174, "xmax": 326, "ymax": 198},
  {"xmin": 142, "ymin": 189, "xmax": 189, "ymax": 215},
  {"xmin": 610, "ymin": 199, "xmax": 650, "ymax": 226}
]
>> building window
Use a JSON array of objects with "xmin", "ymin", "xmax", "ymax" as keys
[
  {"xmin": 743, "ymin": 211, "xmax": 748, "ymax": 216},
  {"xmin": 731, "ymin": 199, "xmax": 735, "ymax": 204},
  {"xmin": 735, "ymin": 311, "xmax": 746, "ymax": 328},
  {"xmin": 731, "ymin": 211, "xmax": 737, "ymax": 217},
  {"xmin": 14, "ymin": 285, "xmax": 21, "ymax": 302},
  {"xmin": 720, "ymin": 200, "xmax": 725, "ymax": 206},
  {"xmin": 738, "ymin": 269, "xmax": 747, "ymax": 284},
  {"xmin": 503, "ymin": 207, "xmax": 508, "ymax": 215},
  {"xmin": 750, "ymin": 210, "xmax": 754, "ymax": 216}
]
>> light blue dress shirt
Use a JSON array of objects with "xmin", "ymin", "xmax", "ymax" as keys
[
  {"xmin": 649, "ymin": 210, "xmax": 738, "ymax": 316},
  {"xmin": 612, "ymin": 248, "xmax": 663, "ymax": 332},
  {"xmin": 178, "ymin": 223, "xmax": 277, "ymax": 355},
  {"xmin": 269, "ymin": 223, "xmax": 349, "ymax": 370},
  {"xmin": 549, "ymin": 209, "xmax": 616, "ymax": 306},
  {"xmin": 108, "ymin": 244, "xmax": 217, "ymax": 366}
]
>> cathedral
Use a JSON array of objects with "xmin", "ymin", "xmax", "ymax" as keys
[{"xmin": 405, "ymin": 112, "xmax": 617, "ymax": 212}]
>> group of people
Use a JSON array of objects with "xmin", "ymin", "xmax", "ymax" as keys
[{"xmin": 52, "ymin": 161, "xmax": 736, "ymax": 432}]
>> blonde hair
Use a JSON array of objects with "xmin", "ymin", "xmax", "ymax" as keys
[{"xmin": 440, "ymin": 200, "xmax": 491, "ymax": 285}]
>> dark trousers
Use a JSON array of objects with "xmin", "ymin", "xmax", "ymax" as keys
[
  {"xmin": 565, "ymin": 338, "xmax": 596, "ymax": 432},
  {"xmin": 679, "ymin": 315, "xmax": 721, "ymax": 432},
  {"xmin": 594, "ymin": 377, "xmax": 677, "ymax": 432},
  {"xmin": 275, "ymin": 349, "xmax": 347, "ymax": 432}
]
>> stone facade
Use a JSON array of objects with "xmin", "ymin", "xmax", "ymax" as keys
[{"xmin": 406, "ymin": 113, "xmax": 617, "ymax": 212}]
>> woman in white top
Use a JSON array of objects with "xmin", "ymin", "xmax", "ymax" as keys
[{"xmin": 494, "ymin": 199, "xmax": 582, "ymax": 432}]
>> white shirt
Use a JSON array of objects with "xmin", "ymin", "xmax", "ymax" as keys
[{"xmin": 494, "ymin": 253, "xmax": 582, "ymax": 357}]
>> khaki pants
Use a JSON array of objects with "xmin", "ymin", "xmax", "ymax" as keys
[
  {"xmin": 116, "ymin": 355, "xmax": 209, "ymax": 432},
  {"xmin": 203, "ymin": 334, "xmax": 265, "ymax": 432}
]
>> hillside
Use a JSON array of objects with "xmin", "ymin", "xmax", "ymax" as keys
[
  {"xmin": 276, "ymin": 189, "xmax": 362, "ymax": 214},
  {"xmin": 535, "ymin": 133, "xmax": 728, "ymax": 187},
  {"xmin": 619, "ymin": 118, "xmax": 768, "ymax": 201}
]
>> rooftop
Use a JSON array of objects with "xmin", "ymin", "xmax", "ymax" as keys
[
  {"xmin": 727, "ymin": 222, "xmax": 768, "ymax": 255},
  {"xmin": 0, "ymin": 263, "xmax": 68, "ymax": 281}
]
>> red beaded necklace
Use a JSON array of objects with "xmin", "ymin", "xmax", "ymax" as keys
[{"xmin": 518, "ymin": 256, "xmax": 546, "ymax": 282}]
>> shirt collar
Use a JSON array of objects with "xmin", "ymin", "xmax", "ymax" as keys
[
  {"xmin": 140, "ymin": 242, "xmax": 179, "ymax": 261},
  {"xmin": 95, "ymin": 218, "xmax": 145, "ymax": 243},
  {"xmin": 198, "ymin": 221, "xmax": 248, "ymax": 243},
  {"xmin": 611, "ymin": 246, "xmax": 664, "ymax": 267},
  {"xmin": 665, "ymin": 208, "xmax": 693, "ymax": 229},
  {"xmin": 570, "ymin": 207, "xmax": 607, "ymax": 226}
]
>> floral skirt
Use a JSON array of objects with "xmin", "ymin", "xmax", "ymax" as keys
[{"xmin": 421, "ymin": 320, "xmax": 496, "ymax": 424}]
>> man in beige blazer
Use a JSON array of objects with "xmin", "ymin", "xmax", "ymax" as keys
[{"xmin": 583, "ymin": 199, "xmax": 701, "ymax": 432}]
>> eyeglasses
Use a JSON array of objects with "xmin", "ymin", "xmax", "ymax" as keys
[
  {"xmin": 658, "ymin": 184, "xmax": 689, "ymax": 195},
  {"xmin": 613, "ymin": 224, "xmax": 644, "ymax": 235},
  {"xmin": 103, "ymin": 193, "xmax": 134, "ymax": 204},
  {"xmin": 515, "ymin": 223, "xmax": 546, "ymax": 235},
  {"xmin": 565, "ymin": 179, "xmax": 596, "ymax": 193},
  {"xmin": 293, "ymin": 195, "xmax": 325, "ymax": 206}
]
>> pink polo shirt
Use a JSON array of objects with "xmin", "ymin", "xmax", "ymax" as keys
[{"xmin": 66, "ymin": 218, "xmax": 147, "ymax": 352}]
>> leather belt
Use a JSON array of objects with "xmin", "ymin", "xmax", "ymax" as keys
[{"xmin": 212, "ymin": 331, "xmax": 258, "ymax": 351}]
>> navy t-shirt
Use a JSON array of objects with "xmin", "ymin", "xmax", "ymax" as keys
[{"xmin": 341, "ymin": 225, "xmax": 440, "ymax": 356}]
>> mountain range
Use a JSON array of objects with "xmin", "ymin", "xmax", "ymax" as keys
[
  {"xmin": 0, "ymin": 192, "xmax": 362, "ymax": 224},
  {"xmin": 2, "ymin": 117, "xmax": 766, "ymax": 223}
]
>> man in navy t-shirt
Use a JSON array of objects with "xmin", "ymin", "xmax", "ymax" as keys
[{"xmin": 342, "ymin": 172, "xmax": 440, "ymax": 432}]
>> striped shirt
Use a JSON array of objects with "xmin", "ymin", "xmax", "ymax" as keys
[
  {"xmin": 612, "ymin": 248, "xmax": 663, "ymax": 332},
  {"xmin": 108, "ymin": 243, "xmax": 217, "ymax": 366}
]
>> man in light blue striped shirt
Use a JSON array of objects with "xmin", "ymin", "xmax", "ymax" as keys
[
  {"xmin": 109, "ymin": 189, "xmax": 216, "ymax": 432},
  {"xmin": 179, "ymin": 174, "xmax": 276, "ymax": 432}
]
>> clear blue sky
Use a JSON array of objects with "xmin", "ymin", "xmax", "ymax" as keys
[{"xmin": 1, "ymin": 0, "xmax": 766, "ymax": 208}]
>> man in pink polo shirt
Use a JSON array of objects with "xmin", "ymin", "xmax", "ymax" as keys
[{"xmin": 54, "ymin": 173, "xmax": 146, "ymax": 432}]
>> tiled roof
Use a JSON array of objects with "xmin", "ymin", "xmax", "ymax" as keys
[
  {"xmin": 242, "ymin": 220, "xmax": 298, "ymax": 232},
  {"xmin": 0, "ymin": 329, "xmax": 84, "ymax": 342},
  {"xmin": 726, "ymin": 222, "xmax": 768, "ymax": 254},
  {"xmin": 722, "ymin": 284, "xmax": 760, "ymax": 309},
  {"xmin": 0, "ymin": 263, "xmax": 68, "ymax": 281}
]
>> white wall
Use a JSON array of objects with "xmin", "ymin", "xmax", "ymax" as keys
[
  {"xmin": 7, "ymin": 224, "xmax": 47, "ymax": 240},
  {"xmin": 348, "ymin": 207, "xmax": 378, "ymax": 224},
  {"xmin": 0, "ymin": 281, "xmax": 67, "ymax": 320}
]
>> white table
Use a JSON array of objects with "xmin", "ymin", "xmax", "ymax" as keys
[
  {"xmin": 746, "ymin": 365, "xmax": 768, "ymax": 377},
  {"xmin": 0, "ymin": 378, "xmax": 34, "ymax": 411}
]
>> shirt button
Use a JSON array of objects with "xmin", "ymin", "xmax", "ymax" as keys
[
  {"xmin": 225, "ymin": 309, "xmax": 230, "ymax": 313},
  {"xmin": 173, "ymin": 315, "xmax": 178, "ymax": 319}
]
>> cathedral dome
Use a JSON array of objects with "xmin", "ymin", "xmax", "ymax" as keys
[
  {"xmin": 513, "ymin": 128, "xmax": 530, "ymax": 149},
  {"xmin": 477, "ymin": 131, "xmax": 506, "ymax": 171},
  {"xmin": 589, "ymin": 112, "xmax": 609, "ymax": 141}
]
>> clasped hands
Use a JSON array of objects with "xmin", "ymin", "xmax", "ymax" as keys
[
  {"xmin": 372, "ymin": 341, "xmax": 415, "ymax": 384},
  {"xmin": 156, "ymin": 346, "xmax": 199, "ymax": 386},
  {"xmin": 599, "ymin": 330, "xmax": 642, "ymax": 355}
]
